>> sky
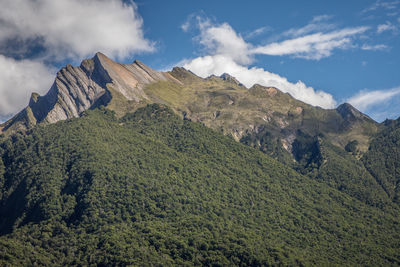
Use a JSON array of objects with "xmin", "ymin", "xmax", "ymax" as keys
[{"xmin": 0, "ymin": 0, "xmax": 399, "ymax": 122}]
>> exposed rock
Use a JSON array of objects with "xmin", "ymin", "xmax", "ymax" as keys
[
  {"xmin": 262, "ymin": 115, "xmax": 271, "ymax": 122},
  {"xmin": 295, "ymin": 107, "xmax": 303, "ymax": 114},
  {"xmin": 265, "ymin": 87, "xmax": 278, "ymax": 97},
  {"xmin": 219, "ymin": 73, "xmax": 243, "ymax": 86},
  {"xmin": 213, "ymin": 110, "xmax": 221, "ymax": 119},
  {"xmin": 282, "ymin": 134, "xmax": 296, "ymax": 152},
  {"xmin": 8, "ymin": 52, "xmax": 179, "ymax": 129},
  {"xmin": 336, "ymin": 103, "xmax": 373, "ymax": 122},
  {"xmin": 2, "ymin": 53, "xmax": 379, "ymax": 160}
]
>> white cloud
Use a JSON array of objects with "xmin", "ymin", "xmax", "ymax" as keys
[
  {"xmin": 253, "ymin": 27, "xmax": 369, "ymax": 60},
  {"xmin": 191, "ymin": 16, "xmax": 370, "ymax": 62},
  {"xmin": 347, "ymin": 87, "xmax": 400, "ymax": 111},
  {"xmin": 361, "ymin": 44, "xmax": 389, "ymax": 50},
  {"xmin": 377, "ymin": 22, "xmax": 397, "ymax": 33},
  {"xmin": 283, "ymin": 23, "xmax": 335, "ymax": 38},
  {"xmin": 362, "ymin": 0, "xmax": 400, "ymax": 13},
  {"xmin": 196, "ymin": 20, "xmax": 253, "ymax": 65},
  {"xmin": 0, "ymin": 0, "xmax": 155, "ymax": 121},
  {"xmin": 312, "ymin": 15, "xmax": 334, "ymax": 22},
  {"xmin": 181, "ymin": 21, "xmax": 191, "ymax": 32},
  {"xmin": 181, "ymin": 18, "xmax": 372, "ymax": 108},
  {"xmin": 183, "ymin": 55, "xmax": 336, "ymax": 109},
  {"xmin": 283, "ymin": 16, "xmax": 335, "ymax": 38},
  {"xmin": 0, "ymin": 0, "xmax": 154, "ymax": 61},
  {"xmin": 0, "ymin": 55, "xmax": 54, "ymax": 120},
  {"xmin": 245, "ymin": 27, "xmax": 270, "ymax": 39}
]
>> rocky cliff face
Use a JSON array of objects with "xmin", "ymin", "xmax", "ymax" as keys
[
  {"xmin": 3, "ymin": 52, "xmax": 179, "ymax": 131},
  {"xmin": 336, "ymin": 103, "xmax": 374, "ymax": 123}
]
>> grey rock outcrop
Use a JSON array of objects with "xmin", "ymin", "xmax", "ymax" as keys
[
  {"xmin": 219, "ymin": 73, "xmax": 243, "ymax": 86},
  {"xmin": 336, "ymin": 103, "xmax": 373, "ymax": 122},
  {"xmin": 9, "ymin": 52, "xmax": 179, "ymax": 129}
]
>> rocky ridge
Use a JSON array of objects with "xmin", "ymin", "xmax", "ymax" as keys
[
  {"xmin": 1, "ymin": 52, "xmax": 377, "ymax": 156},
  {"xmin": 1, "ymin": 52, "xmax": 180, "ymax": 132}
]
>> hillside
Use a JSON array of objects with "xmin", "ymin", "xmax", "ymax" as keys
[
  {"xmin": 362, "ymin": 118, "xmax": 400, "ymax": 204},
  {"xmin": 2, "ymin": 53, "xmax": 377, "ymax": 154},
  {"xmin": 0, "ymin": 52, "xmax": 180, "ymax": 133},
  {"xmin": 1, "ymin": 53, "xmax": 394, "ymax": 208},
  {"xmin": 0, "ymin": 104, "xmax": 399, "ymax": 266},
  {"xmin": 145, "ymin": 67, "xmax": 386, "ymax": 206},
  {"xmin": 147, "ymin": 68, "xmax": 378, "ymax": 153}
]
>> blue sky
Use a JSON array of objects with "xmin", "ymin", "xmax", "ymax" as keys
[{"xmin": 1, "ymin": 0, "xmax": 399, "ymax": 122}]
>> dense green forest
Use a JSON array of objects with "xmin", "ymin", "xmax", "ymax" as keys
[
  {"xmin": 240, "ymin": 127, "xmax": 393, "ymax": 209},
  {"xmin": 0, "ymin": 104, "xmax": 399, "ymax": 266},
  {"xmin": 363, "ymin": 119, "xmax": 400, "ymax": 204}
]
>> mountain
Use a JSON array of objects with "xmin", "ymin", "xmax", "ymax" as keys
[
  {"xmin": 0, "ymin": 52, "xmax": 180, "ymax": 133},
  {"xmin": 1, "ymin": 53, "xmax": 400, "ymax": 265},
  {"xmin": 362, "ymin": 118, "xmax": 400, "ymax": 204},
  {"xmin": 0, "ymin": 53, "xmax": 392, "ymax": 207},
  {"xmin": 1, "ymin": 53, "xmax": 377, "ymax": 153},
  {"xmin": 0, "ymin": 104, "xmax": 399, "ymax": 266}
]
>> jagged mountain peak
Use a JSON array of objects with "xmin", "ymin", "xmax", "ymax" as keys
[
  {"xmin": 2, "ymin": 53, "xmax": 178, "ymax": 132},
  {"xmin": 219, "ymin": 73, "xmax": 243, "ymax": 86},
  {"xmin": 205, "ymin": 73, "xmax": 244, "ymax": 87},
  {"xmin": 336, "ymin": 102, "xmax": 373, "ymax": 122},
  {"xmin": 169, "ymin": 66, "xmax": 201, "ymax": 83}
]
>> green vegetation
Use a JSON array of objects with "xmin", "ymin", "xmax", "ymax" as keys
[
  {"xmin": 363, "ymin": 119, "xmax": 400, "ymax": 204},
  {"xmin": 0, "ymin": 104, "xmax": 399, "ymax": 266},
  {"xmin": 240, "ymin": 127, "xmax": 295, "ymax": 167},
  {"xmin": 308, "ymin": 136, "xmax": 390, "ymax": 207},
  {"xmin": 105, "ymin": 84, "xmax": 148, "ymax": 117},
  {"xmin": 345, "ymin": 140, "xmax": 359, "ymax": 154}
]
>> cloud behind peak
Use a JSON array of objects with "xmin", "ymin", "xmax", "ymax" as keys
[{"xmin": 0, "ymin": 0, "xmax": 154, "ymax": 61}]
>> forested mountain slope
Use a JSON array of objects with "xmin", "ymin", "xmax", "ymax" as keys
[
  {"xmin": 0, "ymin": 104, "xmax": 399, "ymax": 266},
  {"xmin": 0, "ymin": 52, "xmax": 397, "ymax": 214},
  {"xmin": 363, "ymin": 118, "xmax": 400, "ymax": 204}
]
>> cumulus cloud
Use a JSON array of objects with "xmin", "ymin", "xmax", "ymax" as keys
[
  {"xmin": 0, "ymin": 55, "xmax": 55, "ymax": 120},
  {"xmin": 181, "ymin": 16, "xmax": 392, "ymax": 108},
  {"xmin": 184, "ymin": 55, "xmax": 336, "ymax": 108},
  {"xmin": 181, "ymin": 18, "xmax": 373, "ymax": 108},
  {"xmin": 196, "ymin": 20, "xmax": 253, "ymax": 65},
  {"xmin": 0, "ymin": 0, "xmax": 154, "ymax": 61},
  {"xmin": 187, "ymin": 15, "xmax": 371, "ymax": 62},
  {"xmin": 253, "ymin": 27, "xmax": 369, "ymax": 60},
  {"xmin": 0, "ymin": 0, "xmax": 154, "ymax": 121},
  {"xmin": 347, "ymin": 87, "xmax": 400, "ymax": 111},
  {"xmin": 187, "ymin": 16, "xmax": 368, "ymax": 62}
]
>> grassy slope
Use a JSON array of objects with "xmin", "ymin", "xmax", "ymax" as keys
[
  {"xmin": 145, "ymin": 69, "xmax": 377, "ymax": 148},
  {"xmin": 0, "ymin": 104, "xmax": 399, "ymax": 266}
]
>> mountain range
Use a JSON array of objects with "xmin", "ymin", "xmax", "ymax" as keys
[{"xmin": 0, "ymin": 52, "xmax": 399, "ymax": 265}]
